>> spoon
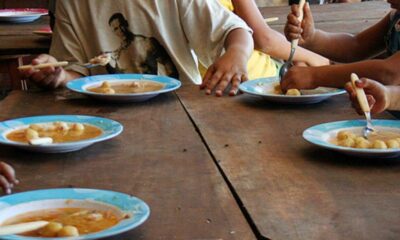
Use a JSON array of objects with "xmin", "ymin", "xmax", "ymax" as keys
[
  {"xmin": 350, "ymin": 73, "xmax": 375, "ymax": 139},
  {"xmin": 18, "ymin": 61, "xmax": 104, "ymax": 70},
  {"xmin": 0, "ymin": 221, "xmax": 48, "ymax": 236},
  {"xmin": 279, "ymin": 0, "xmax": 306, "ymax": 80}
]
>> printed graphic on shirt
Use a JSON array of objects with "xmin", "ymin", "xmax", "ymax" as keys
[{"xmin": 105, "ymin": 13, "xmax": 179, "ymax": 78}]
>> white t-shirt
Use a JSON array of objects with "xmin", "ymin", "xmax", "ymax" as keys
[{"xmin": 50, "ymin": 0, "xmax": 252, "ymax": 84}]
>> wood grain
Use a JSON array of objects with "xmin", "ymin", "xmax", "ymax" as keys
[
  {"xmin": 0, "ymin": 90, "xmax": 255, "ymax": 240},
  {"xmin": 261, "ymin": 1, "xmax": 389, "ymax": 34},
  {"xmin": 177, "ymin": 84, "xmax": 400, "ymax": 240}
]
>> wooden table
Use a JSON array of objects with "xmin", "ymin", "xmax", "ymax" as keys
[
  {"xmin": 0, "ymin": 16, "xmax": 50, "ymax": 55},
  {"xmin": 0, "ymin": 90, "xmax": 255, "ymax": 240},
  {"xmin": 177, "ymin": 84, "xmax": 400, "ymax": 240},
  {"xmin": 1, "ymin": 2, "xmax": 399, "ymax": 239},
  {"xmin": 261, "ymin": 1, "xmax": 390, "ymax": 34}
]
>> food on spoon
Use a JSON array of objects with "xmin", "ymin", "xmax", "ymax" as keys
[{"xmin": 89, "ymin": 53, "xmax": 111, "ymax": 66}]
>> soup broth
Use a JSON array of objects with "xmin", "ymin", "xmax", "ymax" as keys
[
  {"xmin": 4, "ymin": 208, "xmax": 121, "ymax": 237},
  {"xmin": 6, "ymin": 122, "xmax": 102, "ymax": 144},
  {"xmin": 88, "ymin": 80, "xmax": 164, "ymax": 94}
]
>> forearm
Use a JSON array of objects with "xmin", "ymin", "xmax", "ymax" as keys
[
  {"xmin": 312, "ymin": 59, "xmax": 395, "ymax": 88},
  {"xmin": 256, "ymin": 28, "xmax": 327, "ymax": 65},
  {"xmin": 63, "ymin": 70, "xmax": 83, "ymax": 85},
  {"xmin": 304, "ymin": 30, "xmax": 364, "ymax": 62},
  {"xmin": 225, "ymin": 28, "xmax": 253, "ymax": 60},
  {"xmin": 387, "ymin": 86, "xmax": 400, "ymax": 111}
]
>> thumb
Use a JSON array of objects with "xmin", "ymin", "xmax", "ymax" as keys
[
  {"xmin": 303, "ymin": 2, "xmax": 313, "ymax": 22},
  {"xmin": 32, "ymin": 54, "xmax": 54, "ymax": 65}
]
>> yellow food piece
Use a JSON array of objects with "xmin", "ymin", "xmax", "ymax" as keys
[
  {"xmin": 372, "ymin": 140, "xmax": 387, "ymax": 149},
  {"xmin": 355, "ymin": 139, "xmax": 371, "ymax": 149},
  {"xmin": 57, "ymin": 226, "xmax": 79, "ymax": 237},
  {"xmin": 386, "ymin": 139, "xmax": 400, "ymax": 148},
  {"xmin": 101, "ymin": 81, "xmax": 111, "ymax": 88},
  {"xmin": 337, "ymin": 131, "xmax": 356, "ymax": 141},
  {"xmin": 286, "ymin": 89, "xmax": 301, "ymax": 96},
  {"xmin": 38, "ymin": 222, "xmax": 63, "ymax": 237},
  {"xmin": 25, "ymin": 128, "xmax": 39, "ymax": 140},
  {"xmin": 338, "ymin": 138, "xmax": 355, "ymax": 148}
]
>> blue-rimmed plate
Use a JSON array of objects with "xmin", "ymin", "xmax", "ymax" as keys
[
  {"xmin": 0, "ymin": 188, "xmax": 150, "ymax": 240},
  {"xmin": 239, "ymin": 77, "xmax": 345, "ymax": 104},
  {"xmin": 303, "ymin": 120, "xmax": 400, "ymax": 158},
  {"xmin": 0, "ymin": 9, "xmax": 48, "ymax": 23},
  {"xmin": 67, "ymin": 74, "xmax": 181, "ymax": 102},
  {"xmin": 0, "ymin": 115, "xmax": 123, "ymax": 153}
]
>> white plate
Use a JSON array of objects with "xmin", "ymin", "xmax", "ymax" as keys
[
  {"xmin": 0, "ymin": 188, "xmax": 150, "ymax": 240},
  {"xmin": 303, "ymin": 120, "xmax": 400, "ymax": 158},
  {"xmin": 66, "ymin": 74, "xmax": 181, "ymax": 102},
  {"xmin": 0, "ymin": 9, "xmax": 48, "ymax": 23},
  {"xmin": 0, "ymin": 115, "xmax": 123, "ymax": 153},
  {"xmin": 239, "ymin": 77, "xmax": 346, "ymax": 104}
]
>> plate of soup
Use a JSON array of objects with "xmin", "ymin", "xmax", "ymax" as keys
[
  {"xmin": 239, "ymin": 77, "xmax": 345, "ymax": 104},
  {"xmin": 66, "ymin": 74, "xmax": 181, "ymax": 102},
  {"xmin": 0, "ymin": 188, "xmax": 150, "ymax": 239},
  {"xmin": 303, "ymin": 119, "xmax": 400, "ymax": 158},
  {"xmin": 0, "ymin": 115, "xmax": 123, "ymax": 153}
]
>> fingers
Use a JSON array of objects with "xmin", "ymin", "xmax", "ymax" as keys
[
  {"xmin": 201, "ymin": 65, "xmax": 214, "ymax": 90},
  {"xmin": 303, "ymin": 2, "xmax": 312, "ymax": 21},
  {"xmin": 291, "ymin": 3, "xmax": 300, "ymax": 18},
  {"xmin": 0, "ymin": 162, "xmax": 18, "ymax": 185},
  {"xmin": 215, "ymin": 73, "xmax": 232, "ymax": 97},
  {"xmin": 0, "ymin": 175, "xmax": 12, "ymax": 195},
  {"xmin": 32, "ymin": 54, "xmax": 53, "ymax": 65},
  {"xmin": 205, "ymin": 70, "xmax": 224, "ymax": 95},
  {"xmin": 0, "ymin": 162, "xmax": 18, "ymax": 195}
]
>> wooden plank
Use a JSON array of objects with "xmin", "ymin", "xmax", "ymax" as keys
[
  {"xmin": 261, "ymin": 1, "xmax": 389, "ymax": 33},
  {"xmin": 177, "ymin": 84, "xmax": 400, "ymax": 240},
  {"xmin": 0, "ymin": 90, "xmax": 256, "ymax": 240},
  {"xmin": 2, "ymin": 0, "xmax": 48, "ymax": 8}
]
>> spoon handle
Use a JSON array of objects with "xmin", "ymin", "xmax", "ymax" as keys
[
  {"xmin": 350, "ymin": 73, "xmax": 370, "ymax": 113},
  {"xmin": 292, "ymin": 0, "xmax": 306, "ymax": 48},
  {"xmin": 0, "ymin": 221, "xmax": 48, "ymax": 235}
]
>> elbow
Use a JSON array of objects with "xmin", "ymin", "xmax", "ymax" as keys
[{"xmin": 253, "ymin": 32, "xmax": 274, "ymax": 54}]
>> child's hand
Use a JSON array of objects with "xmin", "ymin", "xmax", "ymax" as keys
[
  {"xmin": 19, "ymin": 54, "xmax": 67, "ymax": 89},
  {"xmin": 280, "ymin": 66, "xmax": 316, "ymax": 92},
  {"xmin": 284, "ymin": 2, "xmax": 315, "ymax": 47},
  {"xmin": 0, "ymin": 162, "xmax": 18, "ymax": 195},
  {"xmin": 345, "ymin": 78, "xmax": 390, "ymax": 115},
  {"xmin": 200, "ymin": 50, "xmax": 248, "ymax": 97}
]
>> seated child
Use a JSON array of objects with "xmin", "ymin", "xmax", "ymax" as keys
[
  {"xmin": 216, "ymin": 0, "xmax": 329, "ymax": 80},
  {"xmin": 0, "ymin": 162, "xmax": 18, "ymax": 194},
  {"xmin": 281, "ymin": 1, "xmax": 400, "ymax": 91},
  {"xmin": 345, "ymin": 78, "xmax": 400, "ymax": 114},
  {"xmin": 20, "ymin": 0, "xmax": 254, "ymax": 97}
]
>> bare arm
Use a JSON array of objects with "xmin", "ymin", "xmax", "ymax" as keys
[
  {"xmin": 201, "ymin": 28, "xmax": 253, "ymax": 96},
  {"xmin": 288, "ymin": 3, "xmax": 389, "ymax": 62},
  {"xmin": 312, "ymin": 51, "xmax": 400, "ymax": 87},
  {"xmin": 232, "ymin": 0, "xmax": 328, "ymax": 66},
  {"xmin": 281, "ymin": 51, "xmax": 400, "ymax": 91}
]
